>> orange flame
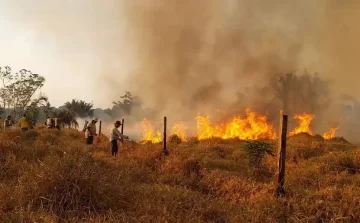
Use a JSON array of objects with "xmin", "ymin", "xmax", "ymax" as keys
[
  {"xmin": 323, "ymin": 127, "xmax": 339, "ymax": 139},
  {"xmin": 196, "ymin": 108, "xmax": 277, "ymax": 140},
  {"xmin": 290, "ymin": 113, "xmax": 315, "ymax": 136},
  {"xmin": 171, "ymin": 122, "xmax": 188, "ymax": 141},
  {"xmin": 141, "ymin": 119, "xmax": 162, "ymax": 143}
]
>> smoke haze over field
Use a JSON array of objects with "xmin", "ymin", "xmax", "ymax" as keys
[
  {"xmin": 118, "ymin": 1, "xmax": 360, "ymax": 118},
  {"xmin": 1, "ymin": 0, "xmax": 360, "ymax": 140}
]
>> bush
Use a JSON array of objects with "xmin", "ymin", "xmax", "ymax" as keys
[
  {"xmin": 244, "ymin": 141, "xmax": 275, "ymax": 169},
  {"xmin": 169, "ymin": 134, "xmax": 182, "ymax": 144}
]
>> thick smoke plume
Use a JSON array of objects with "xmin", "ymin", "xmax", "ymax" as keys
[
  {"xmin": 115, "ymin": 0, "xmax": 360, "ymax": 141},
  {"xmin": 120, "ymin": 0, "xmax": 324, "ymax": 118}
]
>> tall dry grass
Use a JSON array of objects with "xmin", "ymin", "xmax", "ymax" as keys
[{"xmin": 0, "ymin": 129, "xmax": 359, "ymax": 222}]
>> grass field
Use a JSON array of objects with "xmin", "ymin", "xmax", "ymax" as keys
[{"xmin": 0, "ymin": 127, "xmax": 359, "ymax": 222}]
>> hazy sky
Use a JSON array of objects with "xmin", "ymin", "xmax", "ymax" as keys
[
  {"xmin": 0, "ymin": 0, "xmax": 130, "ymax": 109},
  {"xmin": 1, "ymin": 0, "xmax": 360, "ymax": 111}
]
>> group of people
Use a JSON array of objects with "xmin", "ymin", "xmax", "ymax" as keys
[
  {"xmin": 1, "ymin": 114, "xmax": 30, "ymax": 131},
  {"xmin": 45, "ymin": 116, "xmax": 61, "ymax": 130},
  {"xmin": 84, "ymin": 118, "xmax": 129, "ymax": 157}
]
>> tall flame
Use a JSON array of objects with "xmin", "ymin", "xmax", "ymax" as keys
[
  {"xmin": 323, "ymin": 127, "xmax": 339, "ymax": 139},
  {"xmin": 289, "ymin": 113, "xmax": 315, "ymax": 135},
  {"xmin": 196, "ymin": 108, "xmax": 277, "ymax": 140},
  {"xmin": 171, "ymin": 122, "xmax": 188, "ymax": 141},
  {"xmin": 141, "ymin": 119, "xmax": 162, "ymax": 143}
]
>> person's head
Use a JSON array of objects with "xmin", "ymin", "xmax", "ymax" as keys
[
  {"xmin": 114, "ymin": 120, "xmax": 121, "ymax": 128},
  {"xmin": 92, "ymin": 117, "xmax": 99, "ymax": 124},
  {"xmin": 7, "ymin": 115, "xmax": 11, "ymax": 120}
]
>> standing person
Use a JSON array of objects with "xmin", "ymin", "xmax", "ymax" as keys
[
  {"xmin": 46, "ymin": 116, "xmax": 53, "ymax": 129},
  {"xmin": 85, "ymin": 118, "xmax": 98, "ymax": 144},
  {"xmin": 54, "ymin": 117, "xmax": 61, "ymax": 130},
  {"xmin": 18, "ymin": 114, "xmax": 29, "ymax": 131},
  {"xmin": 4, "ymin": 115, "xmax": 14, "ymax": 131},
  {"xmin": 109, "ymin": 120, "xmax": 128, "ymax": 157}
]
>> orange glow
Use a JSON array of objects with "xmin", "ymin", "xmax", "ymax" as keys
[
  {"xmin": 196, "ymin": 108, "xmax": 277, "ymax": 140},
  {"xmin": 289, "ymin": 113, "xmax": 315, "ymax": 136},
  {"xmin": 323, "ymin": 127, "xmax": 339, "ymax": 139},
  {"xmin": 141, "ymin": 119, "xmax": 162, "ymax": 143},
  {"xmin": 171, "ymin": 122, "xmax": 188, "ymax": 141}
]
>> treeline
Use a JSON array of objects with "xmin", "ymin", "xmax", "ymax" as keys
[{"xmin": 0, "ymin": 66, "xmax": 146, "ymax": 128}]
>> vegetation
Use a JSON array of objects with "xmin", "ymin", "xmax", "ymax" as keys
[
  {"xmin": 0, "ymin": 128, "xmax": 359, "ymax": 222},
  {"xmin": 64, "ymin": 99, "xmax": 94, "ymax": 118}
]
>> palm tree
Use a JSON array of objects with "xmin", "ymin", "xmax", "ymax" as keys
[
  {"xmin": 41, "ymin": 101, "xmax": 55, "ymax": 117},
  {"xmin": 64, "ymin": 99, "xmax": 94, "ymax": 118},
  {"xmin": 56, "ymin": 109, "xmax": 79, "ymax": 129}
]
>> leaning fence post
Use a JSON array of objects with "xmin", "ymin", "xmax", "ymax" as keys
[
  {"xmin": 99, "ymin": 121, "xmax": 102, "ymax": 135},
  {"xmin": 121, "ymin": 119, "xmax": 124, "ymax": 142},
  {"xmin": 163, "ymin": 116, "xmax": 169, "ymax": 155},
  {"xmin": 276, "ymin": 114, "xmax": 288, "ymax": 197}
]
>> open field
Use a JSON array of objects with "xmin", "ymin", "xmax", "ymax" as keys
[{"xmin": 0, "ymin": 128, "xmax": 359, "ymax": 222}]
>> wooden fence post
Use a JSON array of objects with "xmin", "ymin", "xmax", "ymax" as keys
[
  {"xmin": 121, "ymin": 119, "xmax": 124, "ymax": 142},
  {"xmin": 276, "ymin": 114, "xmax": 288, "ymax": 197},
  {"xmin": 99, "ymin": 121, "xmax": 102, "ymax": 135},
  {"xmin": 163, "ymin": 116, "xmax": 169, "ymax": 155}
]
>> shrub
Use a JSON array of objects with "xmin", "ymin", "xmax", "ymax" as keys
[
  {"xmin": 244, "ymin": 141, "xmax": 275, "ymax": 169},
  {"xmin": 169, "ymin": 134, "xmax": 182, "ymax": 144}
]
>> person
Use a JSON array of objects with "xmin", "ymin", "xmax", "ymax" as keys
[
  {"xmin": 85, "ymin": 117, "xmax": 98, "ymax": 144},
  {"xmin": 18, "ymin": 114, "xmax": 29, "ymax": 131},
  {"xmin": 4, "ymin": 115, "xmax": 14, "ymax": 131},
  {"xmin": 54, "ymin": 117, "xmax": 61, "ymax": 130},
  {"xmin": 46, "ymin": 116, "xmax": 53, "ymax": 129},
  {"xmin": 109, "ymin": 120, "xmax": 128, "ymax": 157}
]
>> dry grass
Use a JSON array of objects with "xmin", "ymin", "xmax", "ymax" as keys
[{"xmin": 0, "ymin": 128, "xmax": 359, "ymax": 222}]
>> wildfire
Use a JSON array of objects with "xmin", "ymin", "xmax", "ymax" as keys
[
  {"xmin": 196, "ymin": 108, "xmax": 277, "ymax": 140},
  {"xmin": 323, "ymin": 127, "xmax": 339, "ymax": 139},
  {"xmin": 141, "ymin": 119, "xmax": 162, "ymax": 143},
  {"xmin": 171, "ymin": 122, "xmax": 188, "ymax": 141},
  {"xmin": 289, "ymin": 113, "xmax": 315, "ymax": 136}
]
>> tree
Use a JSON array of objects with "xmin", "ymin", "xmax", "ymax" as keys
[
  {"xmin": 64, "ymin": 99, "xmax": 94, "ymax": 118},
  {"xmin": 111, "ymin": 91, "xmax": 142, "ymax": 117},
  {"xmin": 0, "ymin": 66, "xmax": 13, "ymax": 115},
  {"xmin": 56, "ymin": 109, "xmax": 78, "ymax": 129},
  {"xmin": 25, "ymin": 94, "xmax": 48, "ymax": 127},
  {"xmin": 269, "ymin": 71, "xmax": 330, "ymax": 115},
  {"xmin": 41, "ymin": 102, "xmax": 55, "ymax": 117},
  {"xmin": 0, "ymin": 68, "xmax": 46, "ymax": 119}
]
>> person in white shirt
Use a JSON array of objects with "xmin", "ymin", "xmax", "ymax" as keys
[
  {"xmin": 85, "ymin": 118, "xmax": 98, "ymax": 144},
  {"xmin": 110, "ymin": 120, "xmax": 128, "ymax": 156}
]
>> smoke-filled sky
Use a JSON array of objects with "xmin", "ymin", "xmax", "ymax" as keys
[{"xmin": 0, "ymin": 0, "xmax": 359, "ymax": 112}]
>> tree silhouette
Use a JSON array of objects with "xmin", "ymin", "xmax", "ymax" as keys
[
  {"xmin": 64, "ymin": 99, "xmax": 94, "ymax": 118},
  {"xmin": 41, "ymin": 102, "xmax": 55, "ymax": 117},
  {"xmin": 270, "ymin": 72, "xmax": 330, "ymax": 115},
  {"xmin": 110, "ymin": 91, "xmax": 142, "ymax": 117},
  {"xmin": 55, "ymin": 109, "xmax": 78, "ymax": 129}
]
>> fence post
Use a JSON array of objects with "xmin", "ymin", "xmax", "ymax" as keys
[
  {"xmin": 163, "ymin": 116, "xmax": 169, "ymax": 155},
  {"xmin": 276, "ymin": 114, "xmax": 288, "ymax": 197},
  {"xmin": 121, "ymin": 119, "xmax": 124, "ymax": 142},
  {"xmin": 99, "ymin": 121, "xmax": 102, "ymax": 135}
]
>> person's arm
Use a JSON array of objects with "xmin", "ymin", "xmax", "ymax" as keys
[
  {"xmin": 114, "ymin": 129, "xmax": 128, "ymax": 140},
  {"xmin": 118, "ymin": 132, "xmax": 129, "ymax": 140}
]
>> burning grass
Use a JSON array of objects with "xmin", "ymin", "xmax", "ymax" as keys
[{"xmin": 0, "ymin": 128, "xmax": 359, "ymax": 222}]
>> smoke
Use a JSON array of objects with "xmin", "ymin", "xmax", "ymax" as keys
[
  {"xmin": 3, "ymin": 0, "xmax": 360, "ymax": 140},
  {"xmin": 118, "ymin": 0, "xmax": 326, "ymax": 119}
]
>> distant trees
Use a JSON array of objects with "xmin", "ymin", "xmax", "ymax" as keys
[
  {"xmin": 0, "ymin": 66, "xmax": 46, "ymax": 120},
  {"xmin": 269, "ymin": 72, "xmax": 330, "ymax": 115},
  {"xmin": 107, "ymin": 91, "xmax": 142, "ymax": 118},
  {"xmin": 56, "ymin": 109, "xmax": 78, "ymax": 129},
  {"xmin": 41, "ymin": 102, "xmax": 55, "ymax": 118},
  {"xmin": 64, "ymin": 99, "xmax": 94, "ymax": 118}
]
